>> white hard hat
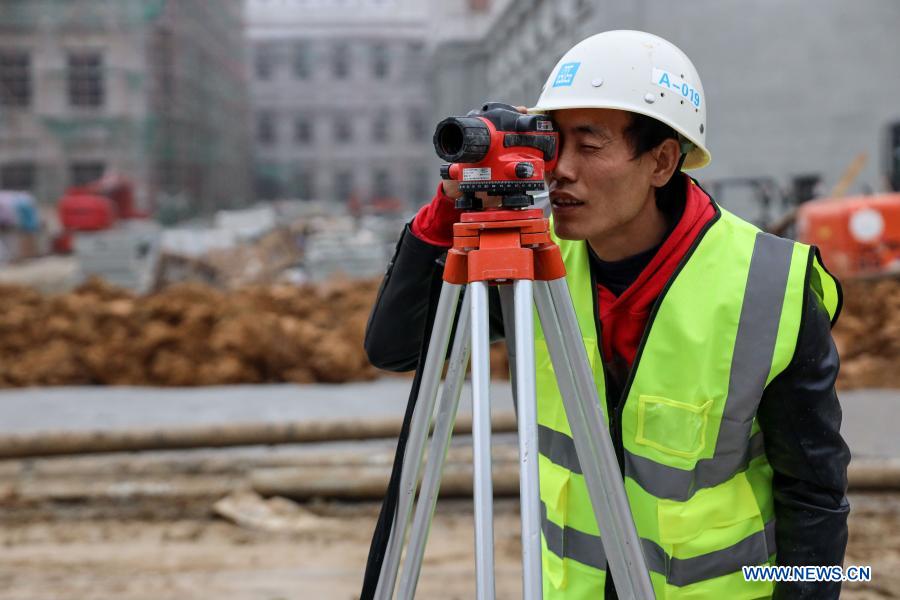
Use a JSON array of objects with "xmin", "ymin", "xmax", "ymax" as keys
[{"xmin": 531, "ymin": 30, "xmax": 711, "ymax": 170}]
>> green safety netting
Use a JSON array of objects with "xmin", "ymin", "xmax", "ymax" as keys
[{"xmin": 3, "ymin": 0, "xmax": 167, "ymax": 28}]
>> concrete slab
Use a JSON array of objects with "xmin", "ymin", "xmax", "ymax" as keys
[
  {"xmin": 0, "ymin": 381, "xmax": 894, "ymax": 458},
  {"xmin": 0, "ymin": 379, "xmax": 514, "ymax": 434},
  {"xmin": 838, "ymin": 389, "xmax": 900, "ymax": 459}
]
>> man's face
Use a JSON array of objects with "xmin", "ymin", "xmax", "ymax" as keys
[{"xmin": 546, "ymin": 108, "xmax": 659, "ymax": 243}]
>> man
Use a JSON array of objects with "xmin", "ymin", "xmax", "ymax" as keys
[{"xmin": 364, "ymin": 31, "xmax": 849, "ymax": 599}]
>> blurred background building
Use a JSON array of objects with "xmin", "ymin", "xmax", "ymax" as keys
[
  {"xmin": 0, "ymin": 0, "xmax": 251, "ymax": 215},
  {"xmin": 246, "ymin": 0, "xmax": 436, "ymax": 211},
  {"xmin": 0, "ymin": 0, "xmax": 894, "ymax": 301},
  {"xmin": 2, "ymin": 0, "xmax": 898, "ymax": 223}
]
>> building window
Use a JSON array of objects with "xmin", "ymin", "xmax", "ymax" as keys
[
  {"xmin": 70, "ymin": 162, "xmax": 105, "ymax": 186},
  {"xmin": 334, "ymin": 169, "xmax": 353, "ymax": 201},
  {"xmin": 0, "ymin": 162, "xmax": 36, "ymax": 191},
  {"xmin": 293, "ymin": 168, "xmax": 315, "ymax": 199},
  {"xmin": 294, "ymin": 116, "xmax": 312, "ymax": 144},
  {"xmin": 371, "ymin": 111, "xmax": 389, "ymax": 142},
  {"xmin": 332, "ymin": 43, "xmax": 350, "ymax": 79},
  {"xmin": 292, "ymin": 42, "xmax": 310, "ymax": 79},
  {"xmin": 371, "ymin": 43, "xmax": 389, "ymax": 79},
  {"xmin": 403, "ymin": 42, "xmax": 424, "ymax": 76},
  {"xmin": 334, "ymin": 116, "xmax": 353, "ymax": 143},
  {"xmin": 255, "ymin": 43, "xmax": 276, "ymax": 80},
  {"xmin": 409, "ymin": 110, "xmax": 428, "ymax": 142},
  {"xmin": 373, "ymin": 168, "xmax": 391, "ymax": 199},
  {"xmin": 255, "ymin": 162, "xmax": 285, "ymax": 200},
  {"xmin": 67, "ymin": 51, "xmax": 104, "ymax": 107},
  {"xmin": 257, "ymin": 111, "xmax": 276, "ymax": 145},
  {"xmin": 405, "ymin": 41, "xmax": 424, "ymax": 73},
  {"xmin": 0, "ymin": 51, "xmax": 31, "ymax": 107}
]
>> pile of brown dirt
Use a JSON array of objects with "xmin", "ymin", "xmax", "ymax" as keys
[
  {"xmin": 833, "ymin": 277, "xmax": 900, "ymax": 389},
  {"xmin": 0, "ymin": 277, "xmax": 382, "ymax": 387},
  {"xmin": 0, "ymin": 275, "xmax": 892, "ymax": 389}
]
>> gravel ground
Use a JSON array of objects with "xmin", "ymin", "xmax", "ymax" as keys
[
  {"xmin": 0, "ymin": 493, "xmax": 896, "ymax": 600},
  {"xmin": 0, "ymin": 383, "xmax": 895, "ymax": 598}
]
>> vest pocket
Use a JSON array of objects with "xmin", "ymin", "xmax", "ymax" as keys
[
  {"xmin": 657, "ymin": 472, "xmax": 769, "ymax": 587},
  {"xmin": 634, "ymin": 395, "xmax": 712, "ymax": 459}
]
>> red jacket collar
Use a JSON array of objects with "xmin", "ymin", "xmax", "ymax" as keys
[{"xmin": 597, "ymin": 174, "xmax": 717, "ymax": 366}]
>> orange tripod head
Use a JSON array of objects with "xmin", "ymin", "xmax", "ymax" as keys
[{"xmin": 443, "ymin": 208, "xmax": 566, "ymax": 286}]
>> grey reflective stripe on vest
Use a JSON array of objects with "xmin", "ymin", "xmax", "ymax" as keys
[
  {"xmin": 643, "ymin": 519, "xmax": 776, "ymax": 587},
  {"xmin": 541, "ymin": 501, "xmax": 607, "ymax": 570},
  {"xmin": 624, "ymin": 430, "xmax": 767, "ymax": 501},
  {"xmin": 538, "ymin": 231, "xmax": 794, "ymax": 501},
  {"xmin": 540, "ymin": 424, "xmax": 765, "ymax": 486},
  {"xmin": 538, "ymin": 424, "xmax": 584, "ymax": 474},
  {"xmin": 542, "ymin": 500, "xmax": 776, "ymax": 587}
]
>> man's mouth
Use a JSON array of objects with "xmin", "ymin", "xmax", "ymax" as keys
[{"xmin": 550, "ymin": 193, "xmax": 585, "ymax": 208}]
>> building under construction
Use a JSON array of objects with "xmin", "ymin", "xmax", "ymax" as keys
[{"xmin": 0, "ymin": 0, "xmax": 251, "ymax": 215}]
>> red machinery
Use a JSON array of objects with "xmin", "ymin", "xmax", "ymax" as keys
[
  {"xmin": 796, "ymin": 193, "xmax": 900, "ymax": 278},
  {"xmin": 55, "ymin": 175, "xmax": 147, "ymax": 253}
]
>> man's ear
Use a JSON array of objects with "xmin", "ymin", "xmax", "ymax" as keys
[{"xmin": 649, "ymin": 138, "xmax": 682, "ymax": 187}]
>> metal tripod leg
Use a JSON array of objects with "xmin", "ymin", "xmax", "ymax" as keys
[
  {"xmin": 497, "ymin": 284, "xmax": 518, "ymax": 414},
  {"xmin": 397, "ymin": 281, "xmax": 542, "ymax": 600},
  {"xmin": 469, "ymin": 280, "xmax": 495, "ymax": 600},
  {"xmin": 396, "ymin": 290, "xmax": 472, "ymax": 599},
  {"xmin": 512, "ymin": 279, "xmax": 543, "ymax": 599},
  {"xmin": 375, "ymin": 282, "xmax": 463, "ymax": 600},
  {"xmin": 534, "ymin": 279, "xmax": 655, "ymax": 600},
  {"xmin": 500, "ymin": 282, "xmax": 543, "ymax": 598}
]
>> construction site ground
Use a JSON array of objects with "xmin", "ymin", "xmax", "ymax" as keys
[
  {"xmin": 1, "ymin": 381, "xmax": 898, "ymax": 599},
  {"xmin": 2, "ymin": 494, "xmax": 897, "ymax": 600}
]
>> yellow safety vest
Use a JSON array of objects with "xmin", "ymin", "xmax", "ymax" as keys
[{"xmin": 534, "ymin": 200, "xmax": 841, "ymax": 599}]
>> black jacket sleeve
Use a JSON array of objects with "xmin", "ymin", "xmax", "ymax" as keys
[
  {"xmin": 364, "ymin": 224, "xmax": 447, "ymax": 371},
  {"xmin": 364, "ymin": 223, "xmax": 505, "ymax": 372},
  {"xmin": 757, "ymin": 284, "xmax": 851, "ymax": 600}
]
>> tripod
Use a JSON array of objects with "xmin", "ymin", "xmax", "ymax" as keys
[{"xmin": 373, "ymin": 206, "xmax": 655, "ymax": 600}]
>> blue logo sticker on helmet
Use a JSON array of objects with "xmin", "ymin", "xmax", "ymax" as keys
[{"xmin": 552, "ymin": 62, "xmax": 581, "ymax": 88}]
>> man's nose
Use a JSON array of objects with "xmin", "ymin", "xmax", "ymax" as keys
[{"xmin": 547, "ymin": 143, "xmax": 576, "ymax": 185}]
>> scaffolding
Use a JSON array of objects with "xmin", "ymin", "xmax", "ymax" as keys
[{"xmin": 0, "ymin": 0, "xmax": 252, "ymax": 216}]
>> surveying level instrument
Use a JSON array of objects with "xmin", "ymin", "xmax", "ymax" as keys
[{"xmin": 434, "ymin": 102, "xmax": 558, "ymax": 210}]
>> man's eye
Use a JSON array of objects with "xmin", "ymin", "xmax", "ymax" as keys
[{"xmin": 580, "ymin": 144, "xmax": 601, "ymax": 151}]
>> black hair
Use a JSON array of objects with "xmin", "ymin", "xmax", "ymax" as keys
[
  {"xmin": 623, "ymin": 113, "xmax": 687, "ymax": 216},
  {"xmin": 622, "ymin": 112, "xmax": 682, "ymax": 160}
]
